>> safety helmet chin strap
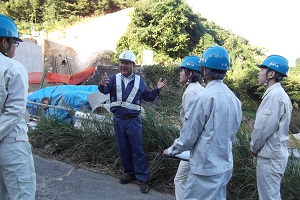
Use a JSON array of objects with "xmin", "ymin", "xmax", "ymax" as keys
[
  {"xmin": 200, "ymin": 67, "xmax": 206, "ymax": 84},
  {"xmin": 201, "ymin": 67, "xmax": 225, "ymax": 84},
  {"xmin": 184, "ymin": 68, "xmax": 200, "ymax": 86},
  {"xmin": 184, "ymin": 68, "xmax": 192, "ymax": 85},
  {"xmin": 263, "ymin": 68, "xmax": 276, "ymax": 87},
  {"xmin": 274, "ymin": 74, "xmax": 283, "ymax": 82}
]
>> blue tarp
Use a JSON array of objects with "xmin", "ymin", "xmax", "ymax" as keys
[{"xmin": 27, "ymin": 85, "xmax": 99, "ymax": 121}]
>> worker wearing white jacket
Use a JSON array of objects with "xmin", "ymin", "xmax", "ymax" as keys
[
  {"xmin": 174, "ymin": 55, "xmax": 204, "ymax": 200},
  {"xmin": 250, "ymin": 55, "xmax": 292, "ymax": 200},
  {"xmin": 0, "ymin": 14, "xmax": 36, "ymax": 199},
  {"xmin": 164, "ymin": 45, "xmax": 242, "ymax": 199}
]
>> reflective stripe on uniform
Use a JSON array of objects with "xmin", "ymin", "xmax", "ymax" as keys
[{"xmin": 111, "ymin": 73, "xmax": 141, "ymax": 111}]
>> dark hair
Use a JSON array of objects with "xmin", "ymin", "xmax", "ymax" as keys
[
  {"xmin": 0, "ymin": 37, "xmax": 9, "ymax": 54},
  {"xmin": 206, "ymin": 68, "xmax": 226, "ymax": 80},
  {"xmin": 183, "ymin": 68, "xmax": 200, "ymax": 83},
  {"xmin": 268, "ymin": 69, "xmax": 284, "ymax": 82}
]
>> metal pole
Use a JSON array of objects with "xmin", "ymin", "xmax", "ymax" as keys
[
  {"xmin": 27, "ymin": 101, "xmax": 73, "ymax": 111},
  {"xmin": 38, "ymin": 69, "xmax": 48, "ymax": 89}
]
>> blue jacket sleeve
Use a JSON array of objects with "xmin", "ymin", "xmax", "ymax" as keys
[
  {"xmin": 140, "ymin": 79, "xmax": 160, "ymax": 102},
  {"xmin": 98, "ymin": 74, "xmax": 115, "ymax": 95}
]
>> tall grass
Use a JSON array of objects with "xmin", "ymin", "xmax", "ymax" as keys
[
  {"xmin": 229, "ymin": 121, "xmax": 258, "ymax": 200},
  {"xmin": 29, "ymin": 104, "xmax": 300, "ymax": 198},
  {"xmin": 229, "ymin": 121, "xmax": 300, "ymax": 199}
]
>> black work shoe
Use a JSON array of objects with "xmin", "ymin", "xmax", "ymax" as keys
[
  {"xmin": 119, "ymin": 174, "xmax": 136, "ymax": 184},
  {"xmin": 140, "ymin": 181, "xmax": 149, "ymax": 193}
]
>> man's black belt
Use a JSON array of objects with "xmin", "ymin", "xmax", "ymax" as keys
[{"xmin": 114, "ymin": 115, "xmax": 138, "ymax": 120}]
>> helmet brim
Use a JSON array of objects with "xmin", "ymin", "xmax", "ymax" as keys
[
  {"xmin": 119, "ymin": 58, "xmax": 134, "ymax": 64},
  {"xmin": 16, "ymin": 37, "xmax": 23, "ymax": 42},
  {"xmin": 256, "ymin": 64, "xmax": 267, "ymax": 68}
]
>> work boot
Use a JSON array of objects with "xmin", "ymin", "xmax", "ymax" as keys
[
  {"xmin": 119, "ymin": 174, "xmax": 136, "ymax": 184},
  {"xmin": 139, "ymin": 180, "xmax": 149, "ymax": 193}
]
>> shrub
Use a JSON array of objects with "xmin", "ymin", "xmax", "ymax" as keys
[{"xmin": 116, "ymin": 0, "xmax": 205, "ymax": 65}]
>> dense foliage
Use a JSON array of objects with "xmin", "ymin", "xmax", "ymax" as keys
[
  {"xmin": 2, "ymin": 0, "xmax": 300, "ymax": 198},
  {"xmin": 116, "ymin": 0, "xmax": 205, "ymax": 63},
  {"xmin": 0, "ymin": 0, "xmax": 138, "ymax": 32},
  {"xmin": 2, "ymin": 0, "xmax": 298, "ymax": 120},
  {"xmin": 115, "ymin": 0, "xmax": 297, "ymax": 107}
]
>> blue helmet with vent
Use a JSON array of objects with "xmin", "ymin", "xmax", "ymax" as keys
[{"xmin": 200, "ymin": 45, "xmax": 230, "ymax": 71}]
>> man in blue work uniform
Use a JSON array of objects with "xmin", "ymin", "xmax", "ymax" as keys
[
  {"xmin": 98, "ymin": 50, "xmax": 167, "ymax": 193},
  {"xmin": 164, "ymin": 46, "xmax": 242, "ymax": 199}
]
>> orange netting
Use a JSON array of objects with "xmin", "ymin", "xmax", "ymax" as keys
[
  {"xmin": 68, "ymin": 67, "xmax": 96, "ymax": 85},
  {"xmin": 28, "ymin": 67, "xmax": 96, "ymax": 85}
]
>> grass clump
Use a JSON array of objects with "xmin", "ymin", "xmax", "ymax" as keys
[{"xmin": 29, "ymin": 104, "xmax": 300, "ymax": 198}]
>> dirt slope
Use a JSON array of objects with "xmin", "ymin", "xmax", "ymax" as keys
[{"xmin": 47, "ymin": 8, "xmax": 133, "ymax": 68}]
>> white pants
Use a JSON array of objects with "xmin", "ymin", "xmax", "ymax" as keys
[
  {"xmin": 184, "ymin": 169, "xmax": 232, "ymax": 200},
  {"xmin": 256, "ymin": 156, "xmax": 288, "ymax": 200},
  {"xmin": 174, "ymin": 160, "xmax": 190, "ymax": 200},
  {"xmin": 0, "ymin": 141, "xmax": 36, "ymax": 200}
]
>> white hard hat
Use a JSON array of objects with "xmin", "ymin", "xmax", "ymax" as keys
[{"xmin": 119, "ymin": 50, "xmax": 136, "ymax": 64}]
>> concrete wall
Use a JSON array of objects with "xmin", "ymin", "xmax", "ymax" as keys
[
  {"xmin": 13, "ymin": 38, "xmax": 114, "ymax": 75},
  {"xmin": 13, "ymin": 41, "xmax": 43, "ymax": 73}
]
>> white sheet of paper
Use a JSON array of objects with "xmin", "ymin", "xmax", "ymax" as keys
[{"xmin": 174, "ymin": 150, "xmax": 190, "ymax": 160}]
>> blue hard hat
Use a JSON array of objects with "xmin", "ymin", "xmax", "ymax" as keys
[
  {"xmin": 200, "ymin": 45, "xmax": 230, "ymax": 71},
  {"xmin": 257, "ymin": 55, "xmax": 289, "ymax": 76},
  {"xmin": 0, "ymin": 14, "xmax": 22, "ymax": 42},
  {"xmin": 179, "ymin": 55, "xmax": 201, "ymax": 72}
]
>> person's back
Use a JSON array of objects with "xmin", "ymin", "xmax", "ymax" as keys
[
  {"xmin": 185, "ymin": 80, "xmax": 241, "ymax": 175},
  {"xmin": 0, "ymin": 54, "xmax": 29, "ymax": 142},
  {"xmin": 164, "ymin": 46, "xmax": 242, "ymax": 199}
]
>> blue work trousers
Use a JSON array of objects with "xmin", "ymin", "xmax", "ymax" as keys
[{"xmin": 113, "ymin": 115, "xmax": 149, "ymax": 182}]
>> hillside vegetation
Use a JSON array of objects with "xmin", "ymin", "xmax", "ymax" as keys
[
  {"xmin": 2, "ymin": 0, "xmax": 299, "ymax": 105},
  {"xmin": 2, "ymin": 0, "xmax": 300, "ymax": 198}
]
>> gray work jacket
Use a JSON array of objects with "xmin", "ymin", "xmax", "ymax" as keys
[
  {"xmin": 170, "ymin": 80, "xmax": 242, "ymax": 176},
  {"xmin": 179, "ymin": 82, "xmax": 205, "ymax": 123},
  {"xmin": 250, "ymin": 83, "xmax": 292, "ymax": 158},
  {"xmin": 0, "ymin": 53, "xmax": 29, "ymax": 143}
]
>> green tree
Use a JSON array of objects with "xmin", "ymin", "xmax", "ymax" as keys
[
  {"xmin": 0, "ymin": 0, "xmax": 8, "ymax": 13},
  {"xmin": 117, "ymin": 0, "xmax": 205, "ymax": 64},
  {"xmin": 296, "ymin": 57, "xmax": 300, "ymax": 66},
  {"xmin": 42, "ymin": 0, "xmax": 65, "ymax": 23},
  {"xmin": 3, "ymin": 0, "xmax": 33, "ymax": 22},
  {"xmin": 30, "ymin": 0, "xmax": 43, "ymax": 23},
  {"xmin": 291, "ymin": 57, "xmax": 300, "ymax": 73}
]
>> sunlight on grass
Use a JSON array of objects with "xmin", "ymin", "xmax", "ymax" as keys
[{"xmin": 28, "ymin": 98, "xmax": 300, "ymax": 199}]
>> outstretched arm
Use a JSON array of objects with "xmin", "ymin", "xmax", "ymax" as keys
[{"xmin": 157, "ymin": 78, "xmax": 167, "ymax": 90}]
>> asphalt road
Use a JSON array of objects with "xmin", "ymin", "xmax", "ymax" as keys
[{"xmin": 34, "ymin": 154, "xmax": 175, "ymax": 200}]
